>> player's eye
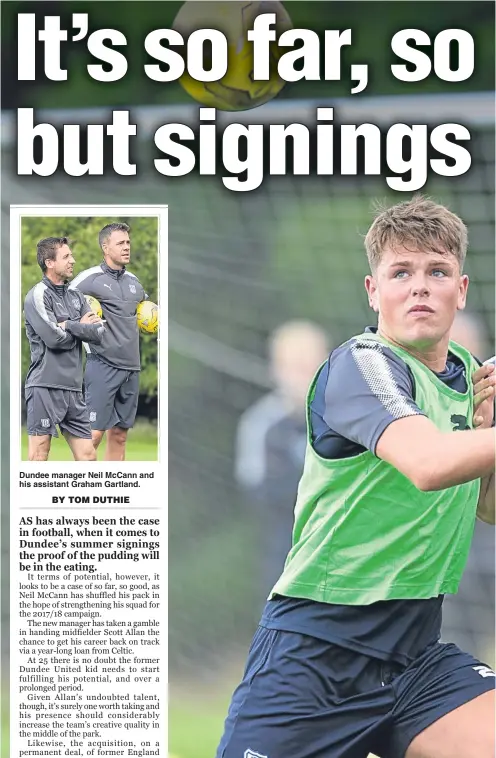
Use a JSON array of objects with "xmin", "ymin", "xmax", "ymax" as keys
[
  {"xmin": 393, "ymin": 270, "xmax": 409, "ymax": 279},
  {"xmin": 431, "ymin": 269, "xmax": 448, "ymax": 277}
]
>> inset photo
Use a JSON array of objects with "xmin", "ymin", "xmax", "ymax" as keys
[{"xmin": 13, "ymin": 207, "xmax": 165, "ymax": 462}]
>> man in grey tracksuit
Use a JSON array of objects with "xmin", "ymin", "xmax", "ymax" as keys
[
  {"xmin": 24, "ymin": 237, "xmax": 105, "ymax": 461},
  {"xmin": 69, "ymin": 222, "xmax": 147, "ymax": 461}
]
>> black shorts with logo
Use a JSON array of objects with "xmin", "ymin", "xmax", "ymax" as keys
[
  {"xmin": 217, "ymin": 627, "xmax": 495, "ymax": 758},
  {"xmin": 84, "ymin": 354, "xmax": 139, "ymax": 431},
  {"xmin": 26, "ymin": 387, "xmax": 92, "ymax": 439}
]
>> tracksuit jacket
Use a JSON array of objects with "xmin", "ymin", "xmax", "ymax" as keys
[
  {"xmin": 24, "ymin": 276, "xmax": 105, "ymax": 391},
  {"xmin": 69, "ymin": 261, "xmax": 147, "ymax": 371}
]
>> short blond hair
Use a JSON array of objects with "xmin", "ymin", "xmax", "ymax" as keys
[{"xmin": 364, "ymin": 195, "xmax": 468, "ymax": 272}]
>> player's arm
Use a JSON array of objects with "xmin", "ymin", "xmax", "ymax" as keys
[
  {"xmin": 24, "ymin": 290, "xmax": 76, "ymax": 351},
  {"xmin": 472, "ymin": 363, "xmax": 496, "ymax": 523},
  {"xmin": 79, "ymin": 296, "xmax": 92, "ymax": 318},
  {"xmin": 64, "ymin": 295, "xmax": 105, "ymax": 345},
  {"xmin": 376, "ymin": 416, "xmax": 495, "ymax": 492},
  {"xmin": 134, "ymin": 273, "xmax": 149, "ymax": 303},
  {"xmin": 133, "ymin": 273, "xmax": 148, "ymax": 301},
  {"xmin": 65, "ymin": 318, "xmax": 104, "ymax": 345},
  {"xmin": 324, "ymin": 339, "xmax": 494, "ymax": 493}
]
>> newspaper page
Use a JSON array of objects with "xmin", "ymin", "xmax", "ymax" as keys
[
  {"xmin": 2, "ymin": 4, "xmax": 495, "ymax": 758},
  {"xmin": 10, "ymin": 206, "xmax": 166, "ymax": 758}
]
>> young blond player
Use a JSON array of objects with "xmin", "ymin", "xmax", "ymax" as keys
[{"xmin": 217, "ymin": 196, "xmax": 495, "ymax": 758}]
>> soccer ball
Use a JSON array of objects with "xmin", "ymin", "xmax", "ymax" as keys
[
  {"xmin": 173, "ymin": 1, "xmax": 292, "ymax": 111},
  {"xmin": 84, "ymin": 295, "xmax": 102, "ymax": 319},
  {"xmin": 137, "ymin": 300, "xmax": 159, "ymax": 335}
]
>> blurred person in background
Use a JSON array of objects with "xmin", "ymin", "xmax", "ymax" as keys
[
  {"xmin": 445, "ymin": 309, "xmax": 495, "ymax": 664},
  {"xmin": 234, "ymin": 320, "xmax": 330, "ymax": 600},
  {"xmin": 451, "ymin": 310, "xmax": 490, "ymax": 363}
]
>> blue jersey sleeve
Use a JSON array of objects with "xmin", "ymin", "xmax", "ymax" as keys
[{"xmin": 314, "ymin": 338, "xmax": 424, "ymax": 456}]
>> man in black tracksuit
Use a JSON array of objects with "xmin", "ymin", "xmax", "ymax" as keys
[
  {"xmin": 24, "ymin": 237, "xmax": 105, "ymax": 461},
  {"xmin": 69, "ymin": 222, "xmax": 147, "ymax": 461}
]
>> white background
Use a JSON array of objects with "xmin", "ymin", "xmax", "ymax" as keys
[{"xmin": 10, "ymin": 205, "xmax": 167, "ymax": 757}]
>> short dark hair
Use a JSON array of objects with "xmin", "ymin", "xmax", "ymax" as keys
[
  {"xmin": 37, "ymin": 237, "xmax": 69, "ymax": 273},
  {"xmin": 99, "ymin": 222, "xmax": 130, "ymax": 250}
]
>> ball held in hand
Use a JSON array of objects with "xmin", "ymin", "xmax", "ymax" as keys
[
  {"xmin": 137, "ymin": 300, "xmax": 159, "ymax": 335},
  {"xmin": 84, "ymin": 295, "xmax": 103, "ymax": 319}
]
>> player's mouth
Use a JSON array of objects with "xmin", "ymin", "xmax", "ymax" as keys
[{"xmin": 408, "ymin": 305, "xmax": 434, "ymax": 315}]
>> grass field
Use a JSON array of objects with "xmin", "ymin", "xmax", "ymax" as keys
[
  {"xmin": 169, "ymin": 684, "xmax": 379, "ymax": 758},
  {"xmin": 1, "ymin": 692, "xmax": 9, "ymax": 758},
  {"xmin": 169, "ymin": 688, "xmax": 231, "ymax": 758},
  {"xmin": 21, "ymin": 420, "xmax": 158, "ymax": 461}
]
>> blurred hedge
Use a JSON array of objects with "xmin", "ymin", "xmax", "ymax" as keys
[{"xmin": 20, "ymin": 215, "xmax": 159, "ymax": 400}]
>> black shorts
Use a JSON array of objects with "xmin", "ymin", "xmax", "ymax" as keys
[
  {"xmin": 26, "ymin": 387, "xmax": 92, "ymax": 439},
  {"xmin": 84, "ymin": 355, "xmax": 139, "ymax": 431},
  {"xmin": 217, "ymin": 627, "xmax": 495, "ymax": 758}
]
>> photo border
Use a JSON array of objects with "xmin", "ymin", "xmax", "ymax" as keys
[
  {"xmin": 10, "ymin": 205, "xmax": 167, "ymax": 464},
  {"xmin": 9, "ymin": 205, "xmax": 168, "ymax": 757}
]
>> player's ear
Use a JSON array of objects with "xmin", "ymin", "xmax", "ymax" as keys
[
  {"xmin": 364, "ymin": 275, "xmax": 379, "ymax": 313},
  {"xmin": 456, "ymin": 274, "xmax": 469, "ymax": 311}
]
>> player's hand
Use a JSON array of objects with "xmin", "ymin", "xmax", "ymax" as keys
[
  {"xmin": 473, "ymin": 362, "xmax": 495, "ymax": 429},
  {"xmin": 58, "ymin": 322, "xmax": 66, "ymax": 330},
  {"xmin": 80, "ymin": 312, "xmax": 102, "ymax": 325}
]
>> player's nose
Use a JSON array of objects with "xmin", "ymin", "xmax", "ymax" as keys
[{"xmin": 411, "ymin": 275, "xmax": 430, "ymax": 296}]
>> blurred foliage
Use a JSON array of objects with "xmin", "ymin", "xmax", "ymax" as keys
[
  {"xmin": 20, "ymin": 215, "xmax": 159, "ymax": 399},
  {"xmin": 169, "ymin": 691, "xmax": 234, "ymax": 758},
  {"xmin": 2, "ymin": 1, "xmax": 494, "ymax": 109},
  {"xmin": 266, "ymin": 178, "xmax": 496, "ymax": 348}
]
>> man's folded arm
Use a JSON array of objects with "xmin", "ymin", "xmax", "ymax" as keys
[
  {"xmin": 65, "ymin": 320, "xmax": 105, "ymax": 344},
  {"xmin": 24, "ymin": 291, "xmax": 76, "ymax": 351}
]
